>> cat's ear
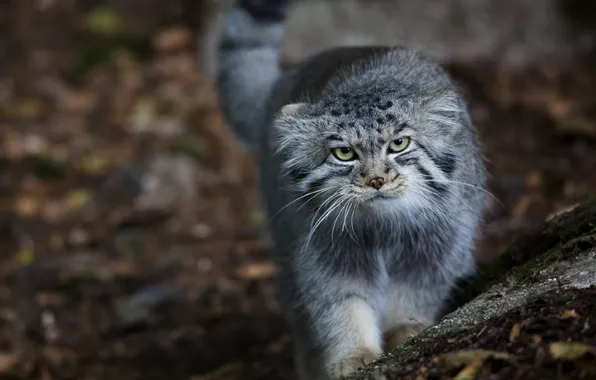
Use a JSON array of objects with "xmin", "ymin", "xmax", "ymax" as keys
[
  {"xmin": 422, "ymin": 90, "xmax": 461, "ymax": 115},
  {"xmin": 280, "ymin": 102, "xmax": 307, "ymax": 116},
  {"xmin": 422, "ymin": 90, "xmax": 463, "ymax": 131}
]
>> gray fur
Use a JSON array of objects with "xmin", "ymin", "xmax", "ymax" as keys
[{"xmin": 216, "ymin": 7, "xmax": 487, "ymax": 380}]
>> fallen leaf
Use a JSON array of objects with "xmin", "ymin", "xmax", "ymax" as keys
[
  {"xmin": 525, "ymin": 170, "xmax": 543, "ymax": 190},
  {"xmin": 0, "ymin": 351, "xmax": 20, "ymax": 372},
  {"xmin": 22, "ymin": 134, "xmax": 48, "ymax": 155},
  {"xmin": 454, "ymin": 357, "xmax": 485, "ymax": 380},
  {"xmin": 554, "ymin": 117, "xmax": 596, "ymax": 138},
  {"xmin": 66, "ymin": 189, "xmax": 91, "ymax": 211},
  {"xmin": 170, "ymin": 137, "xmax": 205, "ymax": 162},
  {"xmin": 548, "ymin": 98, "xmax": 571, "ymax": 119},
  {"xmin": 433, "ymin": 349, "xmax": 513, "ymax": 370},
  {"xmin": 16, "ymin": 247, "xmax": 35, "ymax": 265},
  {"xmin": 6, "ymin": 98, "xmax": 43, "ymax": 119},
  {"xmin": 560, "ymin": 309, "xmax": 581, "ymax": 319},
  {"xmin": 549, "ymin": 342, "xmax": 596, "ymax": 361},
  {"xmin": 510, "ymin": 195, "xmax": 533, "ymax": 220},
  {"xmin": 250, "ymin": 210, "xmax": 266, "ymax": 227},
  {"xmin": 508, "ymin": 323, "xmax": 521, "ymax": 343},
  {"xmin": 79, "ymin": 154, "xmax": 109, "ymax": 174},
  {"xmin": 153, "ymin": 27, "xmax": 192, "ymax": 54},
  {"xmin": 234, "ymin": 261, "xmax": 277, "ymax": 280},
  {"xmin": 190, "ymin": 224, "xmax": 212, "ymax": 239},
  {"xmin": 58, "ymin": 91, "xmax": 96, "ymax": 114},
  {"xmin": 86, "ymin": 7, "xmax": 122, "ymax": 35},
  {"xmin": 15, "ymin": 196, "xmax": 40, "ymax": 217},
  {"xmin": 109, "ymin": 260, "xmax": 139, "ymax": 278}
]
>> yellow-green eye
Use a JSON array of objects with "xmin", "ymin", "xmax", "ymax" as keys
[
  {"xmin": 332, "ymin": 147, "xmax": 356, "ymax": 161},
  {"xmin": 388, "ymin": 137, "xmax": 411, "ymax": 153}
]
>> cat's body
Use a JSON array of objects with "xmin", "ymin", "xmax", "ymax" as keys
[{"xmin": 215, "ymin": 2, "xmax": 487, "ymax": 379}]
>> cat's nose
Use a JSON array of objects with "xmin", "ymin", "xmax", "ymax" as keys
[{"xmin": 367, "ymin": 176, "xmax": 385, "ymax": 190}]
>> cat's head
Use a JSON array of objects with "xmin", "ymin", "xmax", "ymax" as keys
[{"xmin": 273, "ymin": 86, "xmax": 468, "ymax": 215}]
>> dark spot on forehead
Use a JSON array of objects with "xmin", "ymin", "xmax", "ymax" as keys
[
  {"xmin": 376, "ymin": 100, "xmax": 393, "ymax": 111},
  {"xmin": 386, "ymin": 113, "xmax": 396, "ymax": 121},
  {"xmin": 331, "ymin": 109, "xmax": 342, "ymax": 116}
]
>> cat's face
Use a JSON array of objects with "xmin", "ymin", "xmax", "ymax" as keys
[{"xmin": 274, "ymin": 90, "xmax": 464, "ymax": 214}]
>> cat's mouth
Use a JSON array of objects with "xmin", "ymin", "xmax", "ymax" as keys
[{"xmin": 364, "ymin": 191, "xmax": 395, "ymax": 202}]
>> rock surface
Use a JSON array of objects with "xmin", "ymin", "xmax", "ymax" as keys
[
  {"xmin": 350, "ymin": 199, "xmax": 596, "ymax": 379},
  {"xmin": 197, "ymin": 0, "xmax": 596, "ymax": 78}
]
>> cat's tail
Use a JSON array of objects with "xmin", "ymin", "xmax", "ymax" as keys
[{"xmin": 215, "ymin": 0, "xmax": 288, "ymax": 149}]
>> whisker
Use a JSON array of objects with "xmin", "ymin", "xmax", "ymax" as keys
[
  {"xmin": 272, "ymin": 186, "xmax": 333, "ymax": 219},
  {"xmin": 419, "ymin": 179, "xmax": 503, "ymax": 208},
  {"xmin": 304, "ymin": 195, "xmax": 345, "ymax": 250}
]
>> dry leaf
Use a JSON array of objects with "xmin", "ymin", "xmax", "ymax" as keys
[
  {"xmin": 525, "ymin": 170, "xmax": 543, "ymax": 190},
  {"xmin": 66, "ymin": 189, "xmax": 91, "ymax": 211},
  {"xmin": 16, "ymin": 248, "xmax": 35, "ymax": 265},
  {"xmin": 549, "ymin": 342, "xmax": 596, "ymax": 361},
  {"xmin": 79, "ymin": 154, "xmax": 109, "ymax": 174},
  {"xmin": 0, "ymin": 351, "xmax": 20, "ymax": 372},
  {"xmin": 59, "ymin": 91, "xmax": 96, "ymax": 114},
  {"xmin": 15, "ymin": 196, "xmax": 40, "ymax": 217},
  {"xmin": 554, "ymin": 117, "xmax": 596, "ymax": 138},
  {"xmin": 433, "ymin": 349, "xmax": 513, "ymax": 370},
  {"xmin": 548, "ymin": 98, "xmax": 571, "ymax": 119},
  {"xmin": 454, "ymin": 357, "xmax": 485, "ymax": 380},
  {"xmin": 508, "ymin": 323, "xmax": 521, "ymax": 343},
  {"xmin": 560, "ymin": 309, "xmax": 580, "ymax": 319},
  {"xmin": 510, "ymin": 195, "xmax": 532, "ymax": 220},
  {"xmin": 6, "ymin": 98, "xmax": 43, "ymax": 119},
  {"xmin": 153, "ymin": 27, "xmax": 192, "ymax": 54},
  {"xmin": 109, "ymin": 260, "xmax": 139, "ymax": 278},
  {"xmin": 234, "ymin": 262, "xmax": 277, "ymax": 280}
]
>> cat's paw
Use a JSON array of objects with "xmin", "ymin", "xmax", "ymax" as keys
[
  {"xmin": 385, "ymin": 324, "xmax": 425, "ymax": 351},
  {"xmin": 327, "ymin": 348, "xmax": 380, "ymax": 379}
]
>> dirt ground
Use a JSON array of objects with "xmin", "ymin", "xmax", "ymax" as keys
[{"xmin": 0, "ymin": 2, "xmax": 596, "ymax": 380}]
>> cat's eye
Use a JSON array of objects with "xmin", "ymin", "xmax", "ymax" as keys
[
  {"xmin": 332, "ymin": 147, "xmax": 356, "ymax": 161},
  {"xmin": 388, "ymin": 137, "xmax": 411, "ymax": 153}
]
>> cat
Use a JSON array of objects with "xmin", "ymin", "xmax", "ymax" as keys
[{"xmin": 214, "ymin": 1, "xmax": 487, "ymax": 379}]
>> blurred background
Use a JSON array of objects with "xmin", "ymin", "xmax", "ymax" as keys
[{"xmin": 0, "ymin": 0, "xmax": 595, "ymax": 379}]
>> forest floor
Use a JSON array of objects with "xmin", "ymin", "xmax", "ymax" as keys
[{"xmin": 0, "ymin": 3, "xmax": 595, "ymax": 380}]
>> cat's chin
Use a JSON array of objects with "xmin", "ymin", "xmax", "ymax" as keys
[{"xmin": 362, "ymin": 194, "xmax": 404, "ymax": 210}]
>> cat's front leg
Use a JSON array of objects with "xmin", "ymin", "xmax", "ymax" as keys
[
  {"xmin": 382, "ymin": 285, "xmax": 436, "ymax": 352},
  {"xmin": 315, "ymin": 296, "xmax": 383, "ymax": 379}
]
